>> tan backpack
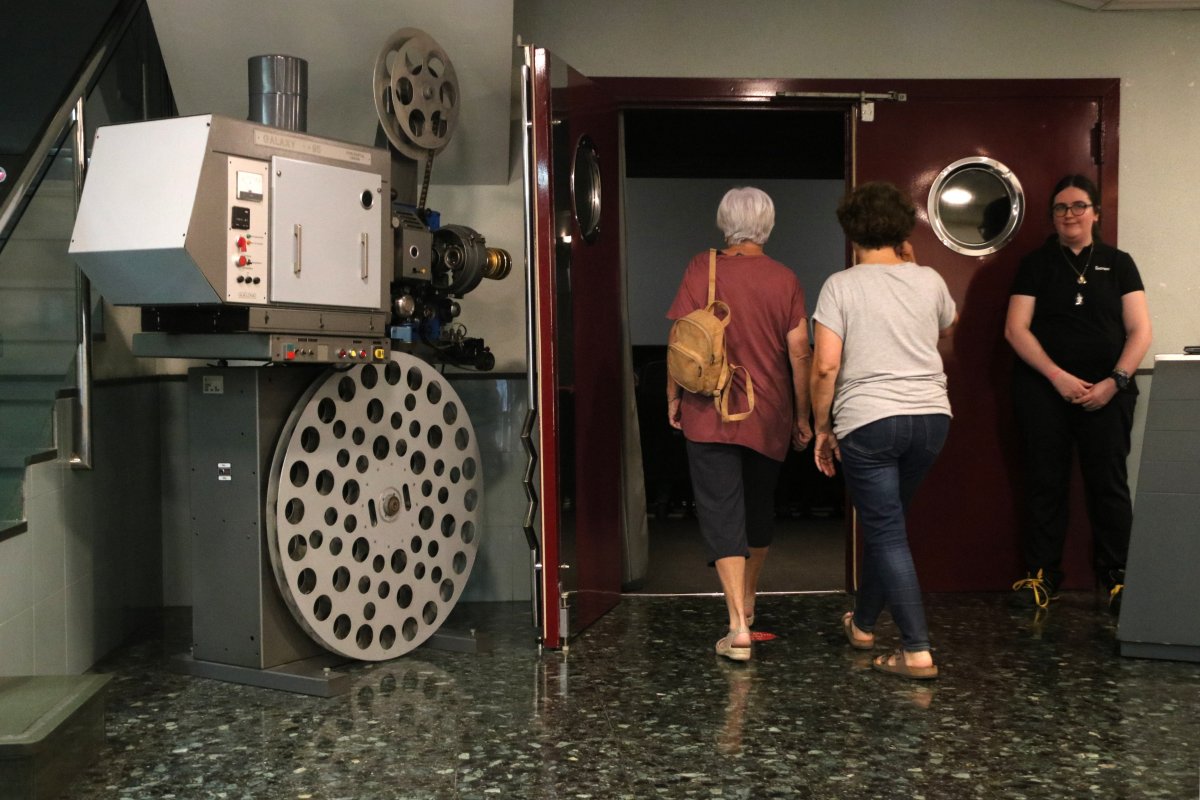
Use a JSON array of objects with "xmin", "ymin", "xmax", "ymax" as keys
[{"xmin": 667, "ymin": 249, "xmax": 755, "ymax": 422}]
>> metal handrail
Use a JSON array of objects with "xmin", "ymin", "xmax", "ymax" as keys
[
  {"xmin": 71, "ymin": 97, "xmax": 94, "ymax": 469},
  {"xmin": 0, "ymin": 0, "xmax": 143, "ymax": 472},
  {"xmin": 0, "ymin": 0, "xmax": 143, "ymax": 245}
]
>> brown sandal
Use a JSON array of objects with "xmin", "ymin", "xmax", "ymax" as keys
[
  {"xmin": 842, "ymin": 612, "xmax": 874, "ymax": 650},
  {"xmin": 871, "ymin": 649, "xmax": 938, "ymax": 680}
]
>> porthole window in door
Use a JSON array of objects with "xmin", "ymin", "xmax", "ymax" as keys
[
  {"xmin": 570, "ymin": 135, "xmax": 602, "ymax": 243},
  {"xmin": 928, "ymin": 157, "xmax": 1023, "ymax": 256}
]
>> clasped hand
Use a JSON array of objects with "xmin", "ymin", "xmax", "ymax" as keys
[{"xmin": 1049, "ymin": 371, "xmax": 1115, "ymax": 412}]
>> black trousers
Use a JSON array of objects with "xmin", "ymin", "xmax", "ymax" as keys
[
  {"xmin": 1012, "ymin": 368, "xmax": 1136, "ymax": 585},
  {"xmin": 685, "ymin": 440, "xmax": 782, "ymax": 565}
]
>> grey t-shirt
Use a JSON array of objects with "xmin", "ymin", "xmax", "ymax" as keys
[{"xmin": 812, "ymin": 262, "xmax": 956, "ymax": 438}]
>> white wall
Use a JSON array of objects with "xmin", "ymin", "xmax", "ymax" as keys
[
  {"xmin": 513, "ymin": 0, "xmax": 1200, "ymax": 363},
  {"xmin": 147, "ymin": 0, "xmax": 515, "ymax": 186},
  {"xmin": 0, "ymin": 386, "xmax": 163, "ymax": 676},
  {"xmin": 430, "ymin": 180, "xmax": 529, "ymax": 373}
]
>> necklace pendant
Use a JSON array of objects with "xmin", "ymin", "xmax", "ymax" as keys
[
  {"xmin": 1077, "ymin": 275, "xmax": 1087, "ymax": 285},
  {"xmin": 1075, "ymin": 292, "xmax": 1084, "ymax": 306}
]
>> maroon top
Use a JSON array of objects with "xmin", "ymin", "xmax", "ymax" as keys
[{"xmin": 668, "ymin": 251, "xmax": 807, "ymax": 461}]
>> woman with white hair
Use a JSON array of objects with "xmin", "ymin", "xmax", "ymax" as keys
[{"xmin": 667, "ymin": 186, "xmax": 813, "ymax": 662}]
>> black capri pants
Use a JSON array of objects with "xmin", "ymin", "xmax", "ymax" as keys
[{"xmin": 685, "ymin": 440, "xmax": 783, "ymax": 565}]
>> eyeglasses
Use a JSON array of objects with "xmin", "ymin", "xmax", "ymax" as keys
[{"xmin": 1052, "ymin": 201, "xmax": 1094, "ymax": 217}]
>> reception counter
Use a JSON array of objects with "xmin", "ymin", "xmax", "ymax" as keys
[{"xmin": 1118, "ymin": 354, "xmax": 1200, "ymax": 662}]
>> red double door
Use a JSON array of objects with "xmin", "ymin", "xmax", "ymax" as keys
[{"xmin": 526, "ymin": 56, "xmax": 1120, "ymax": 648}]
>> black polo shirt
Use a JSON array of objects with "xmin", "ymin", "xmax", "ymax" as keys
[{"xmin": 1011, "ymin": 237, "xmax": 1144, "ymax": 383}]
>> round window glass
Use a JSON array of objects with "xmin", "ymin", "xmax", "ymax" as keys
[
  {"xmin": 928, "ymin": 157, "xmax": 1023, "ymax": 256},
  {"xmin": 570, "ymin": 135, "xmax": 602, "ymax": 244}
]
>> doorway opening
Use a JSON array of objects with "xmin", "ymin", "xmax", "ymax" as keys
[{"xmin": 619, "ymin": 106, "xmax": 851, "ymax": 595}]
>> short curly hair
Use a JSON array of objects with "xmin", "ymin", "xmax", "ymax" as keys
[{"xmin": 836, "ymin": 181, "xmax": 916, "ymax": 250}]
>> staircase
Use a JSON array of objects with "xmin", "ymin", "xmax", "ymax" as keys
[
  {"xmin": 0, "ymin": 0, "xmax": 170, "ymax": 530},
  {"xmin": 0, "ymin": 163, "xmax": 78, "ymax": 527}
]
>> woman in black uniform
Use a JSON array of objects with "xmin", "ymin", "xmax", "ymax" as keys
[{"xmin": 1005, "ymin": 174, "xmax": 1152, "ymax": 613}]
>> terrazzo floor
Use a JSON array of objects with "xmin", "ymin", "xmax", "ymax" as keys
[{"xmin": 63, "ymin": 592, "xmax": 1198, "ymax": 799}]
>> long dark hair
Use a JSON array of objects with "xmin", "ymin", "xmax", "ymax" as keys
[{"xmin": 1050, "ymin": 174, "xmax": 1102, "ymax": 244}]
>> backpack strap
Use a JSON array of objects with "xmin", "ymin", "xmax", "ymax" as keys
[
  {"xmin": 707, "ymin": 300, "xmax": 732, "ymax": 326},
  {"xmin": 707, "ymin": 248, "xmax": 717, "ymax": 306},
  {"xmin": 716, "ymin": 364, "xmax": 755, "ymax": 422},
  {"xmin": 707, "ymin": 247, "xmax": 753, "ymax": 422}
]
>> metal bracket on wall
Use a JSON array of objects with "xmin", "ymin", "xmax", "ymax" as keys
[{"xmin": 774, "ymin": 90, "xmax": 907, "ymax": 123}]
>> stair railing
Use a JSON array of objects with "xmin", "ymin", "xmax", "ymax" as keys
[
  {"xmin": 0, "ymin": 0, "xmax": 145, "ymax": 470},
  {"xmin": 70, "ymin": 97, "xmax": 94, "ymax": 469}
]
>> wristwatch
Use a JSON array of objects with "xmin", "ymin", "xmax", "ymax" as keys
[{"xmin": 1110, "ymin": 368, "xmax": 1130, "ymax": 391}]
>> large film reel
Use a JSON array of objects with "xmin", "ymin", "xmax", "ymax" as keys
[
  {"xmin": 267, "ymin": 352, "xmax": 481, "ymax": 660},
  {"xmin": 372, "ymin": 27, "xmax": 460, "ymax": 160}
]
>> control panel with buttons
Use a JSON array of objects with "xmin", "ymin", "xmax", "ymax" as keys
[
  {"xmin": 225, "ymin": 156, "xmax": 269, "ymax": 304},
  {"xmin": 271, "ymin": 335, "xmax": 389, "ymax": 364}
]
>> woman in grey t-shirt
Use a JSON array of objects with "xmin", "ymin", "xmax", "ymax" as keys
[{"xmin": 811, "ymin": 182, "xmax": 957, "ymax": 680}]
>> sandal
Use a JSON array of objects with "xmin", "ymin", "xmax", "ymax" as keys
[
  {"xmin": 871, "ymin": 649, "xmax": 938, "ymax": 680},
  {"xmin": 842, "ymin": 612, "xmax": 874, "ymax": 650},
  {"xmin": 715, "ymin": 628, "xmax": 752, "ymax": 662}
]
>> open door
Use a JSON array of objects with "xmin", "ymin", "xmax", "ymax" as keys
[
  {"xmin": 596, "ymin": 76, "xmax": 1119, "ymax": 595},
  {"xmin": 854, "ymin": 79, "xmax": 1121, "ymax": 591},
  {"xmin": 523, "ymin": 46, "xmax": 623, "ymax": 648}
]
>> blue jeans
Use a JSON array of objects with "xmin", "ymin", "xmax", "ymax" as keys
[{"xmin": 839, "ymin": 414, "xmax": 950, "ymax": 652}]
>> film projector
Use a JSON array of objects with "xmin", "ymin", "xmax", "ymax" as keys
[{"xmin": 69, "ymin": 28, "xmax": 509, "ymax": 695}]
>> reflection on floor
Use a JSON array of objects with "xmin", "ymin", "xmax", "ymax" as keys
[
  {"xmin": 632, "ymin": 516, "xmax": 846, "ymax": 594},
  {"xmin": 65, "ymin": 594, "xmax": 1198, "ymax": 799}
]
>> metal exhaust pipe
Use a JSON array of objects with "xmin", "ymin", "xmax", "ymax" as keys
[{"xmin": 248, "ymin": 54, "xmax": 308, "ymax": 132}]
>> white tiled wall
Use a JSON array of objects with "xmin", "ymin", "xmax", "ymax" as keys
[
  {"xmin": 0, "ymin": 533, "xmax": 35, "ymax": 674},
  {"xmin": 0, "ymin": 382, "xmax": 164, "ymax": 676}
]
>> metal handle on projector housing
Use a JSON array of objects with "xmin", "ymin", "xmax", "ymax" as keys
[
  {"xmin": 293, "ymin": 223, "xmax": 302, "ymax": 273},
  {"xmin": 361, "ymin": 232, "xmax": 369, "ymax": 280}
]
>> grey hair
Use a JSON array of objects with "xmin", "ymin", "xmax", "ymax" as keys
[{"xmin": 716, "ymin": 186, "xmax": 775, "ymax": 245}]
